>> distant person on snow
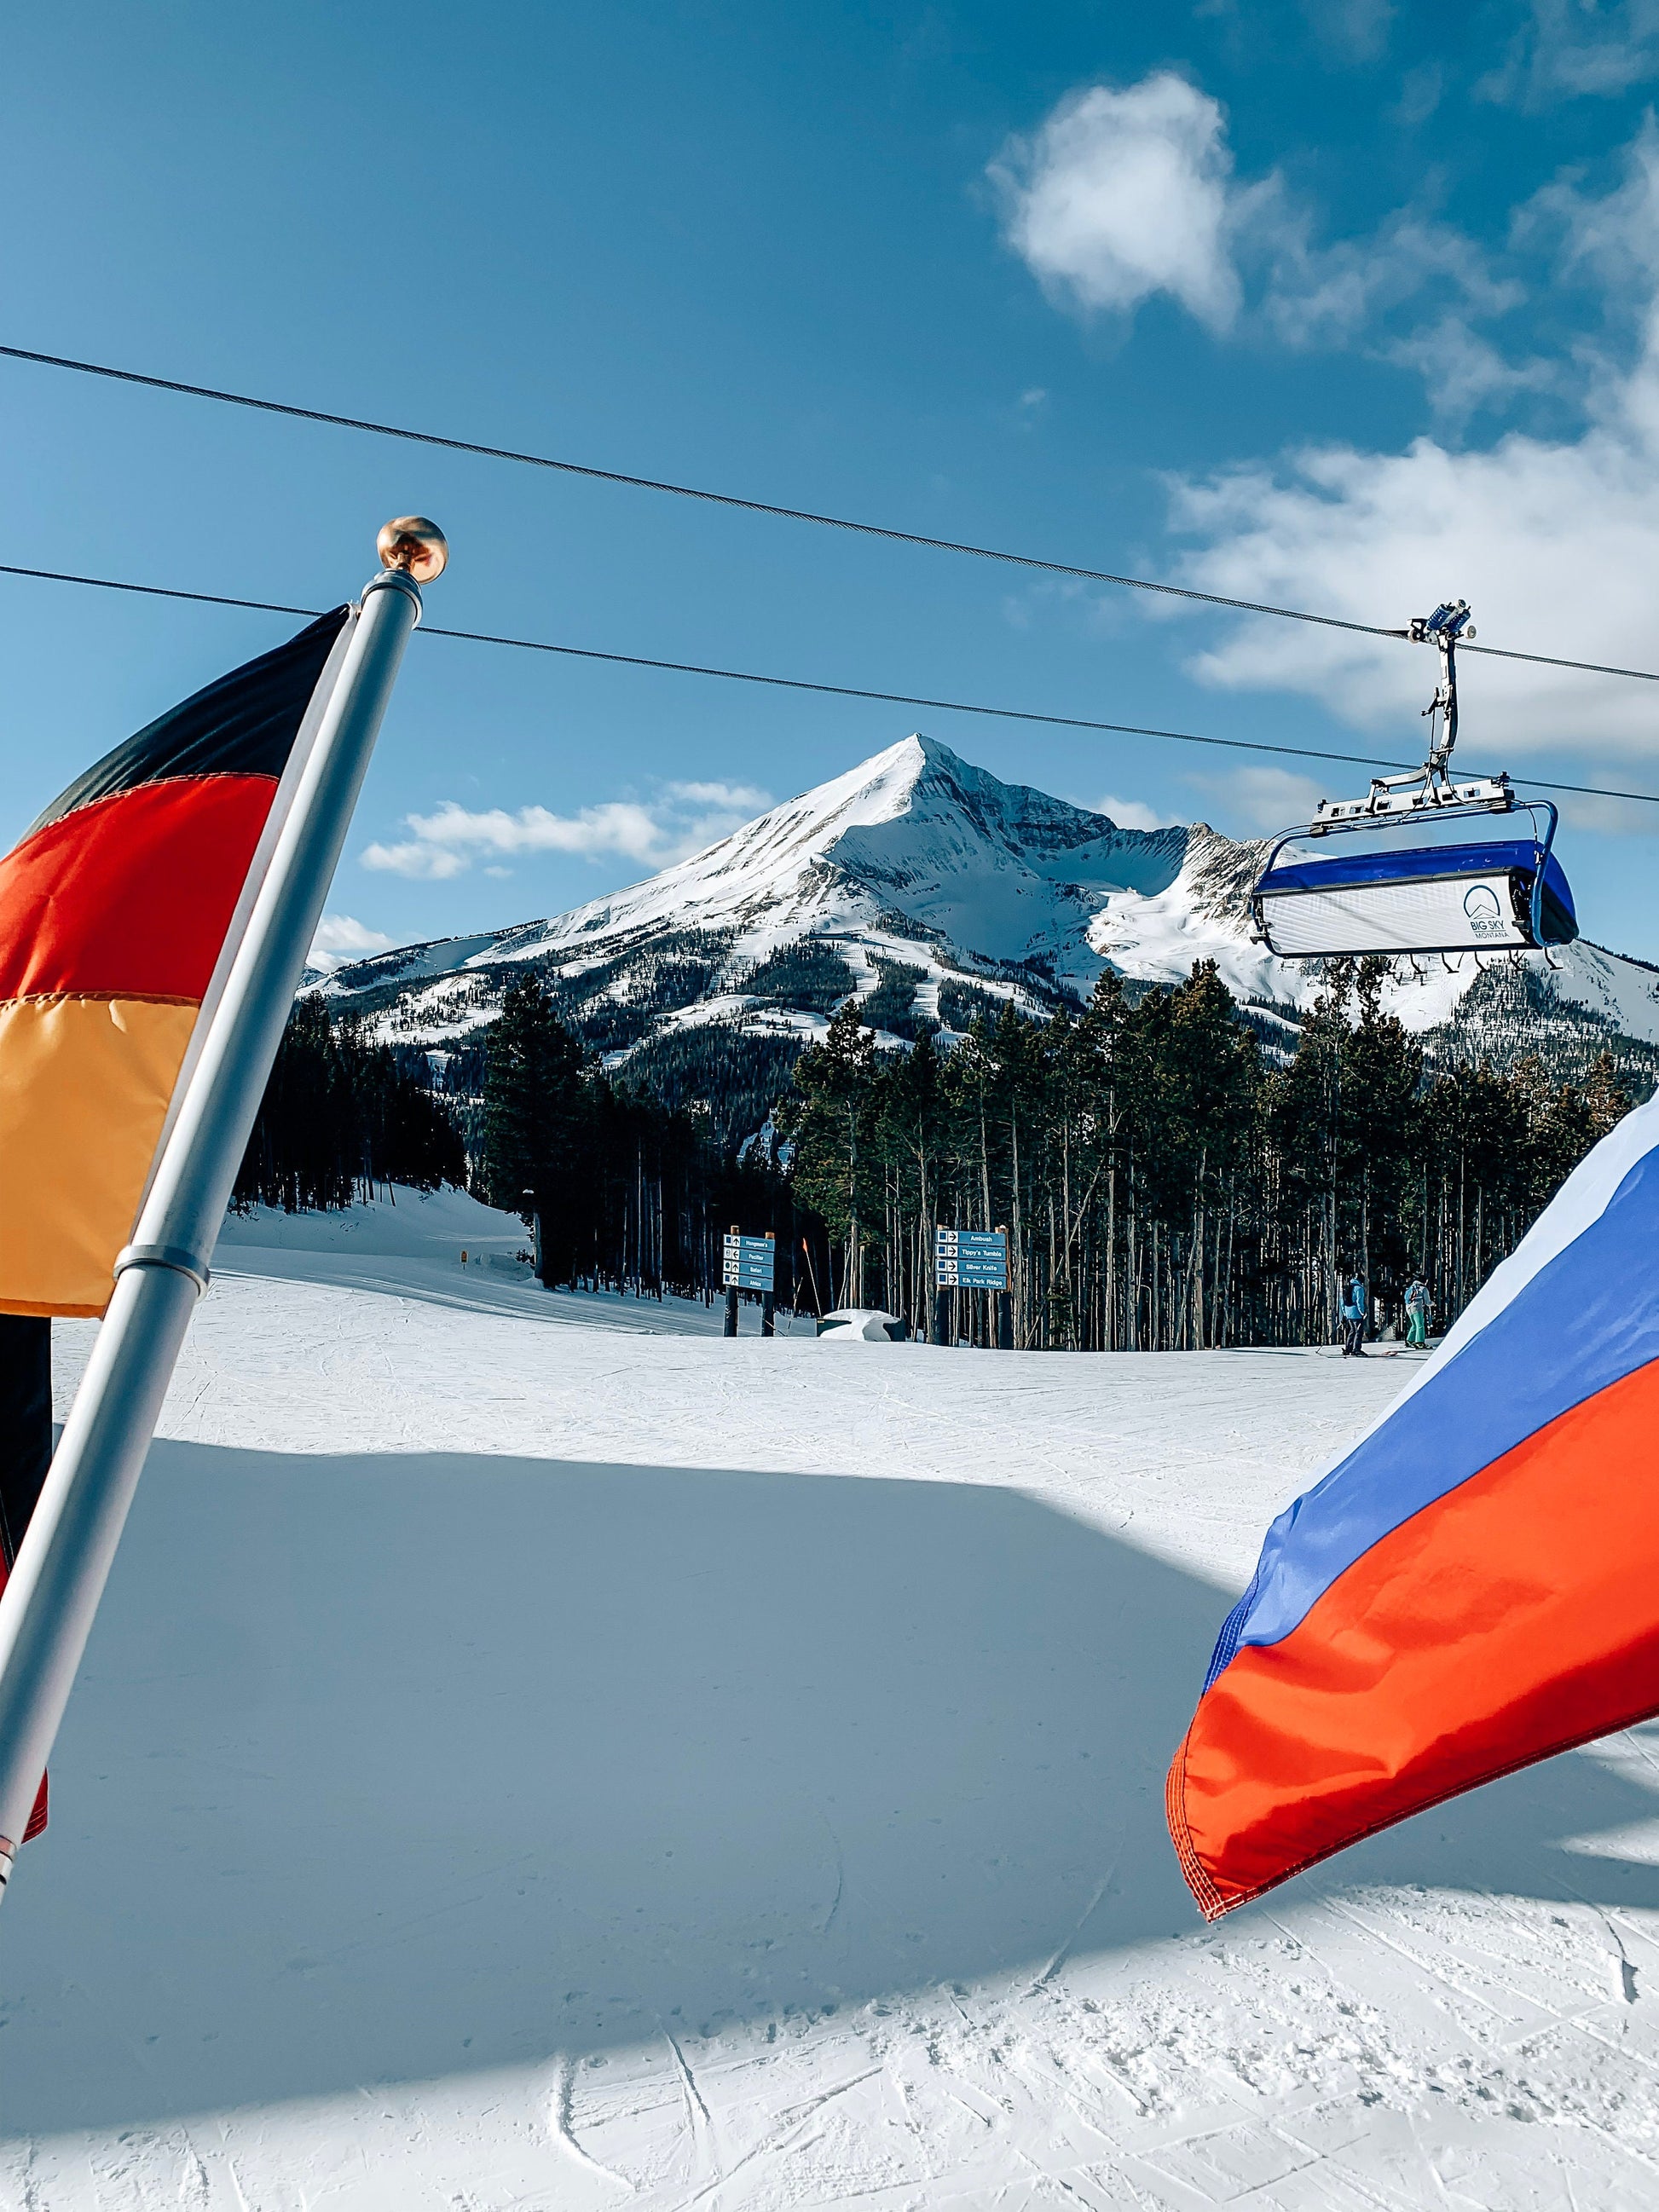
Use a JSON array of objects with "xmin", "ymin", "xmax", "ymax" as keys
[
  {"xmin": 1340, "ymin": 1273, "xmax": 1368, "ymax": 1358},
  {"xmin": 1404, "ymin": 1275, "xmax": 1431, "ymax": 1349}
]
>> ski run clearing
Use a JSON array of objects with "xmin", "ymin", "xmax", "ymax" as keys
[{"xmin": 3, "ymin": 1186, "xmax": 1658, "ymax": 2211}]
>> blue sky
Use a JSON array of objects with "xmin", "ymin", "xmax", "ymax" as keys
[{"xmin": 6, "ymin": 2, "xmax": 1659, "ymax": 958}]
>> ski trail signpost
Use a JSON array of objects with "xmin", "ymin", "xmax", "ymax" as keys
[
  {"xmin": 934, "ymin": 1227, "xmax": 1012, "ymax": 1349},
  {"xmin": 935, "ymin": 1229, "xmax": 1009, "ymax": 1289},
  {"xmin": 723, "ymin": 1228, "xmax": 776, "ymax": 1339}
]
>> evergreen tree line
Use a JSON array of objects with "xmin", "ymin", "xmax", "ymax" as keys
[
  {"xmin": 477, "ymin": 974, "xmax": 805, "ymax": 1302},
  {"xmin": 775, "ymin": 958, "xmax": 1635, "ymax": 1350},
  {"xmin": 235, "ymin": 1000, "xmax": 465, "ymax": 1213},
  {"xmin": 246, "ymin": 959, "xmax": 1634, "ymax": 1350}
]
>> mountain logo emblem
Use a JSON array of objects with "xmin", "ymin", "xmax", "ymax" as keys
[{"xmin": 1463, "ymin": 883, "xmax": 1506, "ymax": 940}]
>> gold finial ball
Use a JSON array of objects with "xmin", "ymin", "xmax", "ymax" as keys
[{"xmin": 376, "ymin": 516, "xmax": 448, "ymax": 584}]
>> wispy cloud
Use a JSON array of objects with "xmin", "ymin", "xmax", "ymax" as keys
[
  {"xmin": 1165, "ymin": 122, "xmax": 1659, "ymax": 762},
  {"xmin": 309, "ymin": 913, "xmax": 396, "ymax": 973},
  {"xmin": 1378, "ymin": 318, "xmax": 1556, "ymax": 427},
  {"xmin": 1088, "ymin": 792, "xmax": 1184, "ymax": 831},
  {"xmin": 1303, "ymin": 0, "xmax": 1394, "ymax": 61},
  {"xmin": 662, "ymin": 780, "xmax": 772, "ymax": 811},
  {"xmin": 360, "ymin": 780, "xmax": 772, "ymax": 883},
  {"xmin": 1257, "ymin": 208, "xmax": 1522, "ymax": 355},
  {"xmin": 1480, "ymin": 0, "xmax": 1659, "ymax": 107},
  {"xmin": 1521, "ymin": 113, "xmax": 1659, "ymax": 293}
]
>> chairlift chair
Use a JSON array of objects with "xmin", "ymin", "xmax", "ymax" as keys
[{"xmin": 1248, "ymin": 600, "xmax": 1579, "ymax": 961}]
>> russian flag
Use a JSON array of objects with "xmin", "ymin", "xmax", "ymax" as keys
[{"xmin": 1168, "ymin": 1090, "xmax": 1659, "ymax": 1919}]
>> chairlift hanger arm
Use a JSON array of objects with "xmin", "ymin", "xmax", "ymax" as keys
[
  {"xmin": 1308, "ymin": 598, "xmax": 1485, "ymax": 830},
  {"xmin": 1408, "ymin": 598, "xmax": 1475, "ymax": 782}
]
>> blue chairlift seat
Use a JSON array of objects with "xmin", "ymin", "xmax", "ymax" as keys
[{"xmin": 1252, "ymin": 834, "xmax": 1577, "ymax": 959}]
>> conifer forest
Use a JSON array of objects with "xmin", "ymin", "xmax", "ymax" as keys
[
  {"xmin": 777, "ymin": 959, "xmax": 1635, "ymax": 1350},
  {"xmin": 234, "ymin": 1000, "xmax": 465, "ymax": 1213},
  {"xmin": 249, "ymin": 961, "xmax": 1635, "ymax": 1350}
]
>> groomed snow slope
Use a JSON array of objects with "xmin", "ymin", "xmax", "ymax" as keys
[{"xmin": 4, "ymin": 1191, "xmax": 1658, "ymax": 2208}]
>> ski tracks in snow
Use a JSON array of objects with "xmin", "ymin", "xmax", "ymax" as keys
[{"xmin": 18, "ymin": 1259, "xmax": 1659, "ymax": 2209}]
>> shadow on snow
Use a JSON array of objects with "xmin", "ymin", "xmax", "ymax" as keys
[{"xmin": 3, "ymin": 1441, "xmax": 1656, "ymax": 2133}]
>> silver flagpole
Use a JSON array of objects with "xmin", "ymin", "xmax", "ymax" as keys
[{"xmin": 0, "ymin": 517, "xmax": 447, "ymax": 1897}]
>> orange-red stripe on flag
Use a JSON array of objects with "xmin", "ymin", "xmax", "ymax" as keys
[
  {"xmin": 0, "ymin": 995, "xmax": 199, "ymax": 1317},
  {"xmin": 1170, "ymin": 1355, "xmax": 1659, "ymax": 1916}
]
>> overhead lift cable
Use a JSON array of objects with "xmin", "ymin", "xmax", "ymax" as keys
[
  {"xmin": 3, "ymin": 554, "xmax": 1656, "ymax": 809},
  {"xmin": 5, "ymin": 342, "xmax": 1658, "ymax": 687}
]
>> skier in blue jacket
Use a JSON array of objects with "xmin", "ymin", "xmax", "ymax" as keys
[{"xmin": 1340, "ymin": 1273, "xmax": 1368, "ymax": 1358}]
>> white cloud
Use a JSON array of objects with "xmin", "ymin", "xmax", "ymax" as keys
[
  {"xmin": 1393, "ymin": 62, "xmax": 1444, "ymax": 129},
  {"xmin": 360, "ymin": 780, "xmax": 774, "ymax": 882},
  {"xmin": 1481, "ymin": 0, "xmax": 1659, "ymax": 107},
  {"xmin": 1143, "ymin": 121, "xmax": 1659, "ymax": 771},
  {"xmin": 1187, "ymin": 765, "xmax": 1327, "ymax": 834},
  {"xmin": 989, "ymin": 72, "xmax": 1520, "ymax": 417},
  {"xmin": 359, "ymin": 838, "xmax": 465, "ymax": 881},
  {"xmin": 1557, "ymin": 788, "xmax": 1659, "ymax": 834},
  {"xmin": 1168, "ymin": 402, "xmax": 1659, "ymax": 759},
  {"xmin": 1088, "ymin": 792, "xmax": 1184, "ymax": 830},
  {"xmin": 1014, "ymin": 386, "xmax": 1049, "ymax": 433},
  {"xmin": 309, "ymin": 913, "xmax": 396, "ymax": 973},
  {"xmin": 1167, "ymin": 283, "xmax": 1659, "ymax": 761},
  {"xmin": 989, "ymin": 75, "xmax": 1246, "ymax": 331},
  {"xmin": 661, "ymin": 780, "xmax": 772, "ymax": 811}
]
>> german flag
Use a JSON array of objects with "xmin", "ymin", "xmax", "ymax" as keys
[
  {"xmin": 0, "ymin": 605, "xmax": 352, "ymax": 1851},
  {"xmin": 0, "ymin": 607, "xmax": 350, "ymax": 1320}
]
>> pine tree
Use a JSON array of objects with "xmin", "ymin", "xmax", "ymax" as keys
[
  {"xmin": 236, "ymin": 1002, "xmax": 464, "ymax": 1210},
  {"xmin": 1583, "ymin": 1050, "xmax": 1633, "ymax": 1142},
  {"xmin": 479, "ymin": 973, "xmax": 587, "ymax": 1216},
  {"xmin": 777, "ymin": 1002, "xmax": 878, "ymax": 1303}
]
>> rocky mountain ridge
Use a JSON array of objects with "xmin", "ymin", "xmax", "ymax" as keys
[{"xmin": 320, "ymin": 736, "xmax": 1659, "ymax": 1132}]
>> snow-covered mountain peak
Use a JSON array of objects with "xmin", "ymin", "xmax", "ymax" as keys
[
  {"xmin": 371, "ymin": 736, "xmax": 1195, "ymax": 984},
  {"xmin": 322, "ymin": 736, "xmax": 1659, "ymax": 1088}
]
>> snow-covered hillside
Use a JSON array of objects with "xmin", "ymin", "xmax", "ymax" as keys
[
  {"xmin": 321, "ymin": 736, "xmax": 1659, "ymax": 1081},
  {"xmin": 8, "ymin": 1200, "xmax": 1659, "ymax": 2208}
]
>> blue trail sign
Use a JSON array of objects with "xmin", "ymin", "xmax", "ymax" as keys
[
  {"xmin": 935, "ymin": 1227, "xmax": 1008, "ymax": 1291},
  {"xmin": 723, "ymin": 1233, "xmax": 776, "ymax": 1291}
]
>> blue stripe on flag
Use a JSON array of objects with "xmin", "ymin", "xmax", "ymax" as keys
[{"xmin": 1205, "ymin": 1146, "xmax": 1659, "ymax": 1685}]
